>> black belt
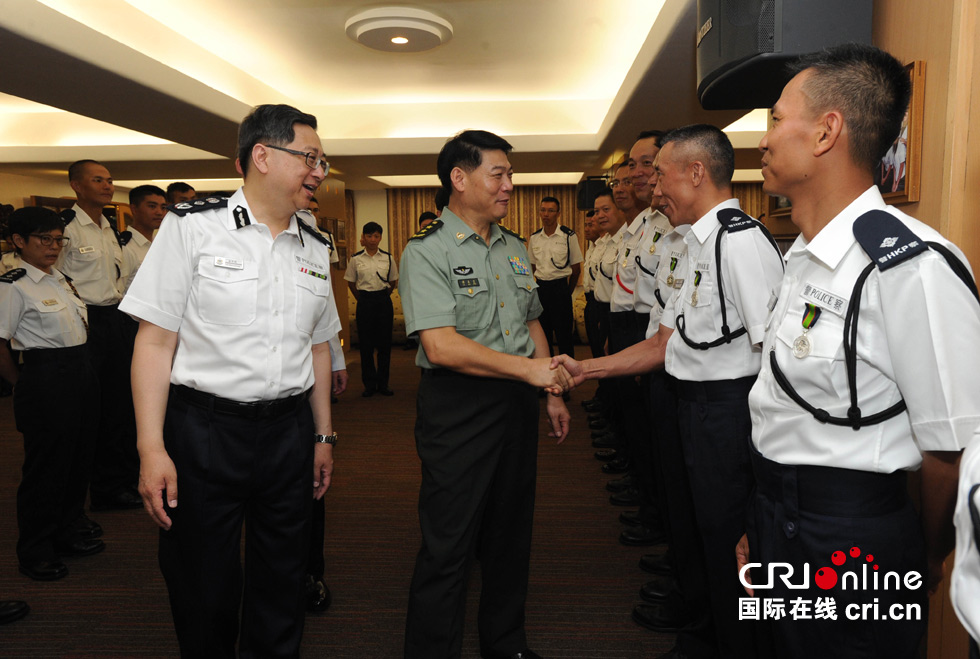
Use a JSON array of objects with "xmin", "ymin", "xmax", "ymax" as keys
[
  {"xmin": 669, "ymin": 375, "xmax": 756, "ymax": 402},
  {"xmin": 585, "ymin": 292, "xmax": 595, "ymax": 302},
  {"xmin": 750, "ymin": 445, "xmax": 908, "ymax": 517},
  {"xmin": 85, "ymin": 303, "xmax": 120, "ymax": 316},
  {"xmin": 358, "ymin": 289, "xmax": 390, "ymax": 297},
  {"xmin": 21, "ymin": 344, "xmax": 89, "ymax": 365},
  {"xmin": 536, "ymin": 278, "xmax": 568, "ymax": 287},
  {"xmin": 171, "ymin": 385, "xmax": 310, "ymax": 420}
]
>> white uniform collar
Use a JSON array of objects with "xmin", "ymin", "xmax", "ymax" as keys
[
  {"xmin": 801, "ymin": 186, "xmax": 885, "ymax": 270},
  {"xmin": 224, "ymin": 187, "xmax": 301, "ymax": 240},
  {"xmin": 627, "ymin": 210, "xmax": 647, "ymax": 236},
  {"xmin": 72, "ymin": 203, "xmax": 106, "ymax": 228},
  {"xmin": 689, "ymin": 198, "xmax": 741, "ymax": 245}
]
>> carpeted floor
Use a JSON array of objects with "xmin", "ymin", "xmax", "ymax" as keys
[{"xmin": 0, "ymin": 346, "xmax": 675, "ymax": 658}]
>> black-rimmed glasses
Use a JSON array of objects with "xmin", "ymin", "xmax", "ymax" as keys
[
  {"xmin": 263, "ymin": 145, "xmax": 330, "ymax": 175},
  {"xmin": 30, "ymin": 234, "xmax": 70, "ymax": 247}
]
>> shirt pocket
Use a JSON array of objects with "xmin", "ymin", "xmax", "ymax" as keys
[
  {"xmin": 69, "ymin": 246, "xmax": 104, "ymax": 286},
  {"xmin": 511, "ymin": 275, "xmax": 538, "ymax": 318},
  {"xmin": 33, "ymin": 299, "xmax": 69, "ymax": 337},
  {"xmin": 451, "ymin": 276, "xmax": 493, "ymax": 331},
  {"xmin": 196, "ymin": 257, "xmax": 258, "ymax": 326},
  {"xmin": 774, "ymin": 303, "xmax": 845, "ymax": 361},
  {"xmin": 295, "ymin": 273, "xmax": 331, "ymax": 335}
]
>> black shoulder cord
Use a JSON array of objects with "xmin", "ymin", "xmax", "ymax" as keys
[
  {"xmin": 635, "ymin": 255, "xmax": 666, "ymax": 308},
  {"xmin": 550, "ymin": 231, "xmax": 571, "ymax": 269},
  {"xmin": 377, "ymin": 252, "xmax": 393, "ymax": 284},
  {"xmin": 676, "ymin": 219, "xmax": 783, "ymax": 350},
  {"xmin": 969, "ymin": 483, "xmax": 980, "ymax": 550},
  {"xmin": 770, "ymin": 241, "xmax": 979, "ymax": 430}
]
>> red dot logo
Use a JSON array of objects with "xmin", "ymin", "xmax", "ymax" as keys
[
  {"xmin": 849, "ymin": 546, "xmax": 861, "ymax": 558},
  {"xmin": 866, "ymin": 554, "xmax": 874, "ymax": 562},
  {"xmin": 831, "ymin": 551, "xmax": 846, "ymax": 566},
  {"xmin": 815, "ymin": 567, "xmax": 838, "ymax": 590}
]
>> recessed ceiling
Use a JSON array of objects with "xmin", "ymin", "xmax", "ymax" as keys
[{"xmin": 0, "ymin": 0, "xmax": 764, "ymax": 192}]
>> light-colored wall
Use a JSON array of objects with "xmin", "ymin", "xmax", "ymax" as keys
[
  {"xmin": 350, "ymin": 189, "xmax": 391, "ymax": 251},
  {"xmin": 0, "ymin": 172, "xmax": 129, "ymax": 208}
]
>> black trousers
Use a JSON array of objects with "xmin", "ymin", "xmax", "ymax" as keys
[
  {"xmin": 535, "ymin": 278, "xmax": 574, "ymax": 357},
  {"xmin": 583, "ymin": 292, "xmax": 603, "ymax": 359},
  {"xmin": 748, "ymin": 448, "xmax": 927, "ymax": 659},
  {"xmin": 308, "ymin": 497, "xmax": 325, "ymax": 580},
  {"xmin": 355, "ymin": 290, "xmax": 393, "ymax": 390},
  {"xmin": 591, "ymin": 299, "xmax": 612, "ymax": 404},
  {"xmin": 86, "ymin": 304, "xmax": 138, "ymax": 497},
  {"xmin": 405, "ymin": 370, "xmax": 539, "ymax": 659},
  {"xmin": 15, "ymin": 345, "xmax": 98, "ymax": 564},
  {"xmin": 674, "ymin": 376, "xmax": 762, "ymax": 658},
  {"xmin": 657, "ymin": 375, "xmax": 716, "ymax": 658},
  {"xmin": 159, "ymin": 388, "xmax": 314, "ymax": 659}
]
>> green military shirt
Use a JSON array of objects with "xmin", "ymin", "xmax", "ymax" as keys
[{"xmin": 399, "ymin": 209, "xmax": 543, "ymax": 369}]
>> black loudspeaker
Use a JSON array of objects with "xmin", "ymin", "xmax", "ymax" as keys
[
  {"xmin": 576, "ymin": 178, "xmax": 608, "ymax": 210},
  {"xmin": 696, "ymin": 0, "xmax": 872, "ymax": 110}
]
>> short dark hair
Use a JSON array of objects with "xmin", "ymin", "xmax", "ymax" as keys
[
  {"xmin": 540, "ymin": 196, "xmax": 560, "ymax": 212},
  {"xmin": 130, "ymin": 185, "xmax": 167, "ymax": 207},
  {"xmin": 68, "ymin": 159, "xmax": 104, "ymax": 182},
  {"xmin": 166, "ymin": 181, "xmax": 195, "ymax": 203},
  {"xmin": 436, "ymin": 130, "xmax": 513, "ymax": 194},
  {"xmin": 419, "ymin": 211, "xmax": 438, "ymax": 226},
  {"xmin": 791, "ymin": 43, "xmax": 911, "ymax": 172},
  {"xmin": 635, "ymin": 130, "xmax": 666, "ymax": 148},
  {"xmin": 434, "ymin": 187, "xmax": 449, "ymax": 211},
  {"xmin": 237, "ymin": 104, "xmax": 318, "ymax": 178},
  {"xmin": 661, "ymin": 124, "xmax": 735, "ymax": 187},
  {"xmin": 592, "ymin": 186, "xmax": 615, "ymax": 206},
  {"xmin": 362, "ymin": 221, "xmax": 383, "ymax": 235},
  {"xmin": 8, "ymin": 206, "xmax": 64, "ymax": 253}
]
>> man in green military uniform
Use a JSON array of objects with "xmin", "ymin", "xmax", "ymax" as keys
[{"xmin": 400, "ymin": 130, "xmax": 571, "ymax": 659}]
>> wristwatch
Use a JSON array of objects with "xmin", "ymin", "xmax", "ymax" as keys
[{"xmin": 314, "ymin": 433, "xmax": 338, "ymax": 445}]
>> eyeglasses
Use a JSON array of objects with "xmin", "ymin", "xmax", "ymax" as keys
[
  {"xmin": 263, "ymin": 145, "xmax": 330, "ymax": 175},
  {"xmin": 30, "ymin": 234, "xmax": 70, "ymax": 247},
  {"xmin": 610, "ymin": 179, "xmax": 631, "ymax": 188}
]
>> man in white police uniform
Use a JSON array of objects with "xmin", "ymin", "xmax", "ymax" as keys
[
  {"xmin": 122, "ymin": 104, "xmax": 340, "ymax": 658},
  {"xmin": 735, "ymin": 44, "xmax": 980, "ymax": 659}
]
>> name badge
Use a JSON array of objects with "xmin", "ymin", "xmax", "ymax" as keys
[
  {"xmin": 799, "ymin": 283, "xmax": 847, "ymax": 317},
  {"xmin": 78, "ymin": 246, "xmax": 96, "ymax": 254},
  {"xmin": 767, "ymin": 290, "xmax": 779, "ymax": 312},
  {"xmin": 214, "ymin": 256, "xmax": 244, "ymax": 270},
  {"xmin": 42, "ymin": 298, "xmax": 59, "ymax": 306}
]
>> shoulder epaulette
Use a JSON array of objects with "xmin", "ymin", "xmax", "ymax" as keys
[
  {"xmin": 169, "ymin": 197, "xmax": 229, "ymax": 217},
  {"xmin": 499, "ymin": 224, "xmax": 526, "ymax": 242},
  {"xmin": 297, "ymin": 217, "xmax": 329, "ymax": 246},
  {"xmin": 531, "ymin": 227, "xmax": 543, "ymax": 235},
  {"xmin": 409, "ymin": 219, "xmax": 443, "ymax": 241},
  {"xmin": 380, "ymin": 248, "xmax": 390, "ymax": 255},
  {"xmin": 560, "ymin": 225, "xmax": 576, "ymax": 236},
  {"xmin": 716, "ymin": 208, "xmax": 758, "ymax": 232},
  {"xmin": 60, "ymin": 209, "xmax": 76, "ymax": 225},
  {"xmin": 0, "ymin": 268, "xmax": 26, "ymax": 284},
  {"xmin": 853, "ymin": 210, "xmax": 929, "ymax": 271},
  {"xmin": 353, "ymin": 249, "xmax": 365, "ymax": 256},
  {"xmin": 118, "ymin": 230, "xmax": 132, "ymax": 247}
]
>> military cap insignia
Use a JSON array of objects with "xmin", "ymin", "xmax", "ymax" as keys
[
  {"xmin": 169, "ymin": 197, "xmax": 229, "ymax": 217},
  {"xmin": 499, "ymin": 224, "xmax": 526, "ymax": 242},
  {"xmin": 0, "ymin": 268, "xmax": 26, "ymax": 283},
  {"xmin": 409, "ymin": 219, "xmax": 444, "ymax": 241}
]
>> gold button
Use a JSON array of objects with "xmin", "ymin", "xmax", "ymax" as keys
[
  {"xmin": 526, "ymin": 284, "xmax": 532, "ymax": 290},
  {"xmin": 500, "ymin": 302, "xmax": 505, "ymax": 308},
  {"xmin": 505, "ymin": 329, "xmax": 510, "ymax": 336},
  {"xmin": 495, "ymin": 274, "xmax": 500, "ymax": 280},
  {"xmin": 467, "ymin": 288, "xmax": 473, "ymax": 294}
]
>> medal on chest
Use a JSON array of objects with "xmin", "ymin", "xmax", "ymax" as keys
[
  {"xmin": 690, "ymin": 270, "xmax": 702, "ymax": 306},
  {"xmin": 792, "ymin": 303, "xmax": 822, "ymax": 358},
  {"xmin": 509, "ymin": 256, "xmax": 531, "ymax": 276},
  {"xmin": 666, "ymin": 256, "xmax": 678, "ymax": 286},
  {"xmin": 649, "ymin": 231, "xmax": 663, "ymax": 255}
]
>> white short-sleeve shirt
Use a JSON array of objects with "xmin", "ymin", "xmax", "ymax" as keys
[
  {"xmin": 527, "ymin": 224, "xmax": 584, "ymax": 281},
  {"xmin": 0, "ymin": 262, "xmax": 88, "ymax": 350},
  {"xmin": 55, "ymin": 204, "xmax": 123, "ymax": 306}
]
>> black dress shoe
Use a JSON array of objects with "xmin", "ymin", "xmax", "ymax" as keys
[
  {"xmin": 305, "ymin": 575, "xmax": 332, "ymax": 613},
  {"xmin": 609, "ymin": 486, "xmax": 642, "ymax": 506},
  {"xmin": 601, "ymin": 456, "xmax": 630, "ymax": 474},
  {"xmin": 618, "ymin": 509, "xmax": 642, "ymax": 525},
  {"xmin": 361, "ymin": 388, "xmax": 376, "ymax": 397},
  {"xmin": 606, "ymin": 474, "xmax": 634, "ymax": 492},
  {"xmin": 55, "ymin": 538, "xmax": 106, "ymax": 558},
  {"xmin": 620, "ymin": 524, "xmax": 667, "ymax": 546},
  {"xmin": 587, "ymin": 411, "xmax": 606, "ymax": 422},
  {"xmin": 632, "ymin": 602, "xmax": 686, "ymax": 633},
  {"xmin": 378, "ymin": 388, "xmax": 394, "ymax": 396},
  {"xmin": 640, "ymin": 577, "xmax": 678, "ymax": 604},
  {"xmin": 0, "ymin": 600, "xmax": 29, "ymax": 625},
  {"xmin": 591, "ymin": 428, "xmax": 618, "ymax": 440},
  {"xmin": 71, "ymin": 514, "xmax": 103, "ymax": 540},
  {"xmin": 594, "ymin": 448, "xmax": 618, "ymax": 462},
  {"xmin": 589, "ymin": 418, "xmax": 610, "ymax": 430},
  {"xmin": 639, "ymin": 552, "xmax": 674, "ymax": 576},
  {"xmin": 592, "ymin": 435, "xmax": 617, "ymax": 449},
  {"xmin": 19, "ymin": 560, "xmax": 68, "ymax": 581},
  {"xmin": 90, "ymin": 490, "xmax": 143, "ymax": 511}
]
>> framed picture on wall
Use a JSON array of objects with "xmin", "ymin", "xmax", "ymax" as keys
[{"xmin": 874, "ymin": 61, "xmax": 925, "ymax": 204}]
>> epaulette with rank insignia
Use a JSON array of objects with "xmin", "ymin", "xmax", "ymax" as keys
[
  {"xmin": 169, "ymin": 197, "xmax": 229, "ymax": 217},
  {"xmin": 716, "ymin": 208, "xmax": 757, "ymax": 232},
  {"xmin": 409, "ymin": 219, "xmax": 443, "ymax": 241},
  {"xmin": 530, "ymin": 227, "xmax": 543, "ymax": 236},
  {"xmin": 118, "ymin": 230, "xmax": 133, "ymax": 247},
  {"xmin": 560, "ymin": 225, "xmax": 576, "ymax": 236},
  {"xmin": 297, "ymin": 217, "xmax": 329, "ymax": 246},
  {"xmin": 60, "ymin": 209, "xmax": 76, "ymax": 225},
  {"xmin": 499, "ymin": 224, "xmax": 526, "ymax": 242},
  {"xmin": 352, "ymin": 249, "xmax": 365, "ymax": 256},
  {"xmin": 853, "ymin": 210, "xmax": 928, "ymax": 271},
  {"xmin": 0, "ymin": 268, "xmax": 25, "ymax": 284}
]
